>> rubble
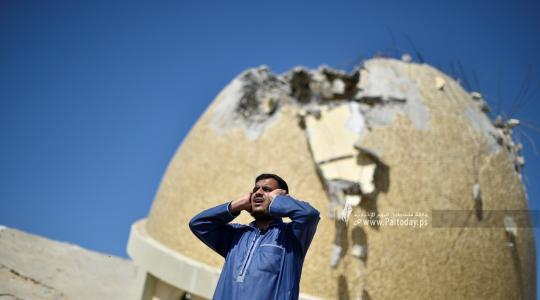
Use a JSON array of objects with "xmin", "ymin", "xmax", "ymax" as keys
[
  {"xmin": 290, "ymin": 68, "xmax": 312, "ymax": 102},
  {"xmin": 491, "ymin": 115, "xmax": 525, "ymax": 171},
  {"xmin": 355, "ymin": 60, "xmax": 430, "ymax": 130},
  {"xmin": 507, "ymin": 118, "xmax": 520, "ymax": 128},
  {"xmin": 471, "ymin": 91, "xmax": 482, "ymax": 100},
  {"xmin": 211, "ymin": 56, "xmax": 527, "ymax": 248},
  {"xmin": 435, "ymin": 76, "xmax": 446, "ymax": 90},
  {"xmin": 211, "ymin": 66, "xmax": 289, "ymax": 139},
  {"xmin": 211, "ymin": 58, "xmax": 526, "ymax": 201},
  {"xmin": 472, "ymin": 183, "xmax": 483, "ymax": 219},
  {"xmin": 213, "ymin": 59, "xmax": 433, "ymax": 139},
  {"xmin": 468, "ymin": 91, "xmax": 490, "ymax": 112},
  {"xmin": 330, "ymin": 244, "xmax": 342, "ymax": 268},
  {"xmin": 401, "ymin": 53, "xmax": 412, "ymax": 62},
  {"xmin": 504, "ymin": 216, "xmax": 518, "ymax": 247},
  {"xmin": 351, "ymin": 244, "xmax": 368, "ymax": 259},
  {"xmin": 472, "ymin": 183, "xmax": 481, "ymax": 204},
  {"xmin": 331, "ymin": 78, "xmax": 346, "ymax": 95}
]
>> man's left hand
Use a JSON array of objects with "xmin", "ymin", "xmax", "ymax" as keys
[{"xmin": 268, "ymin": 189, "xmax": 287, "ymax": 201}]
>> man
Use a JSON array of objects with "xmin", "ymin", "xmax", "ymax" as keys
[{"xmin": 189, "ymin": 173, "xmax": 320, "ymax": 300}]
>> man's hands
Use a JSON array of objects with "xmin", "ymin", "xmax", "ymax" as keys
[
  {"xmin": 229, "ymin": 193, "xmax": 252, "ymax": 216},
  {"xmin": 268, "ymin": 189, "xmax": 287, "ymax": 201},
  {"xmin": 229, "ymin": 189, "xmax": 288, "ymax": 216}
]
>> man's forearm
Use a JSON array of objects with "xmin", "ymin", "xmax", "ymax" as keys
[
  {"xmin": 269, "ymin": 195, "xmax": 320, "ymax": 254},
  {"xmin": 269, "ymin": 195, "xmax": 320, "ymax": 221},
  {"xmin": 228, "ymin": 198, "xmax": 245, "ymax": 215},
  {"xmin": 189, "ymin": 202, "xmax": 238, "ymax": 257}
]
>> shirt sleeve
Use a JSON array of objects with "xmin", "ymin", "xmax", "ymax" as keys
[
  {"xmin": 268, "ymin": 195, "xmax": 320, "ymax": 255},
  {"xmin": 189, "ymin": 201, "xmax": 241, "ymax": 258}
]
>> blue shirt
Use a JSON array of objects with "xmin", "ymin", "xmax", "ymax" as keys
[{"xmin": 189, "ymin": 195, "xmax": 320, "ymax": 300}]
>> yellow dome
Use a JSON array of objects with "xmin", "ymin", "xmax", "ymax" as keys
[{"xmin": 132, "ymin": 58, "xmax": 534, "ymax": 299}]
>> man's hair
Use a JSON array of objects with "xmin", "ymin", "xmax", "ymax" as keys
[{"xmin": 255, "ymin": 173, "xmax": 289, "ymax": 194}]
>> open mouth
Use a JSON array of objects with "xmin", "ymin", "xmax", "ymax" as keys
[{"xmin": 253, "ymin": 197, "xmax": 264, "ymax": 205}]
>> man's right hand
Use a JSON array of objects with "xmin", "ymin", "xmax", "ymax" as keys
[{"xmin": 229, "ymin": 193, "xmax": 252, "ymax": 215}]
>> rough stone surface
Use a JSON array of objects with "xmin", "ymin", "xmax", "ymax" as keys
[
  {"xmin": 145, "ymin": 58, "xmax": 535, "ymax": 299},
  {"xmin": 0, "ymin": 226, "xmax": 137, "ymax": 300}
]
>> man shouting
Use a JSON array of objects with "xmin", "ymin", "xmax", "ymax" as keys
[{"xmin": 189, "ymin": 173, "xmax": 320, "ymax": 300}]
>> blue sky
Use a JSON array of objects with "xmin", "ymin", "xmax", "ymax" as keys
[{"xmin": 1, "ymin": 0, "xmax": 539, "ymax": 289}]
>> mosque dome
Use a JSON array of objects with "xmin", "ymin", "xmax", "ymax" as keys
[{"xmin": 128, "ymin": 58, "xmax": 535, "ymax": 299}]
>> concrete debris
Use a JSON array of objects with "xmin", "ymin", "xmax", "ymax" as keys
[
  {"xmin": 262, "ymin": 96, "xmax": 278, "ymax": 115},
  {"xmin": 355, "ymin": 61, "xmax": 412, "ymax": 102},
  {"xmin": 235, "ymin": 67, "xmax": 287, "ymax": 118},
  {"xmin": 301, "ymin": 103, "xmax": 382, "ymax": 222},
  {"xmin": 472, "ymin": 183, "xmax": 483, "ymax": 220},
  {"xmin": 401, "ymin": 53, "xmax": 412, "ymax": 62},
  {"xmin": 214, "ymin": 58, "xmax": 437, "ymax": 139},
  {"xmin": 212, "ymin": 60, "xmax": 522, "ymax": 169},
  {"xmin": 471, "ymin": 91, "xmax": 482, "ymax": 100},
  {"xmin": 472, "ymin": 183, "xmax": 481, "ymax": 204},
  {"xmin": 332, "ymin": 78, "xmax": 346, "ymax": 95},
  {"xmin": 351, "ymin": 244, "xmax": 368, "ymax": 259},
  {"xmin": 504, "ymin": 216, "xmax": 518, "ymax": 247},
  {"xmin": 330, "ymin": 219, "xmax": 348, "ymax": 268},
  {"xmin": 504, "ymin": 216, "xmax": 518, "ymax": 236},
  {"xmin": 516, "ymin": 156, "xmax": 525, "ymax": 167},
  {"xmin": 304, "ymin": 104, "xmax": 360, "ymax": 164},
  {"xmin": 357, "ymin": 153, "xmax": 377, "ymax": 194},
  {"xmin": 211, "ymin": 66, "xmax": 289, "ymax": 139},
  {"xmin": 309, "ymin": 71, "xmax": 333, "ymax": 99},
  {"xmin": 288, "ymin": 65, "xmax": 360, "ymax": 102},
  {"xmin": 355, "ymin": 60, "xmax": 430, "ymax": 130},
  {"xmin": 345, "ymin": 194, "xmax": 362, "ymax": 206},
  {"xmin": 469, "ymin": 91, "xmax": 491, "ymax": 112},
  {"xmin": 435, "ymin": 76, "xmax": 446, "ymax": 90},
  {"xmin": 320, "ymin": 66, "xmax": 360, "ymax": 100},
  {"xmin": 290, "ymin": 68, "xmax": 312, "ymax": 102},
  {"xmin": 327, "ymin": 179, "xmax": 362, "ymax": 219},
  {"xmin": 346, "ymin": 102, "xmax": 366, "ymax": 134},
  {"xmin": 490, "ymin": 115, "xmax": 525, "ymax": 172},
  {"xmin": 330, "ymin": 244, "xmax": 342, "ymax": 268},
  {"xmin": 340, "ymin": 198, "xmax": 355, "ymax": 223},
  {"xmin": 507, "ymin": 118, "xmax": 520, "ymax": 128},
  {"xmin": 212, "ymin": 58, "xmax": 525, "ymax": 204},
  {"xmin": 479, "ymin": 100, "xmax": 491, "ymax": 113},
  {"xmin": 297, "ymin": 106, "xmax": 322, "ymax": 119},
  {"xmin": 494, "ymin": 115, "xmax": 504, "ymax": 128}
]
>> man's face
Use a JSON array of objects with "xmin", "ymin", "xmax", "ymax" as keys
[{"xmin": 250, "ymin": 178, "xmax": 279, "ymax": 219}]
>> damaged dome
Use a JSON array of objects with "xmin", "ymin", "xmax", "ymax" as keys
[{"xmin": 142, "ymin": 58, "xmax": 535, "ymax": 300}]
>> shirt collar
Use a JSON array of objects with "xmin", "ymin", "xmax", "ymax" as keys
[{"xmin": 249, "ymin": 217, "xmax": 283, "ymax": 231}]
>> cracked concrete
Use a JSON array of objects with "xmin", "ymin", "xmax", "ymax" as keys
[
  {"xmin": 211, "ymin": 66, "xmax": 290, "ymax": 139},
  {"xmin": 0, "ymin": 264, "xmax": 65, "ymax": 300},
  {"xmin": 355, "ymin": 59, "xmax": 430, "ymax": 131},
  {"xmin": 464, "ymin": 105, "xmax": 500, "ymax": 153}
]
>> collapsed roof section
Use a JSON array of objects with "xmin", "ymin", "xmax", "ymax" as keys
[{"xmin": 210, "ymin": 58, "xmax": 524, "ymax": 175}]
